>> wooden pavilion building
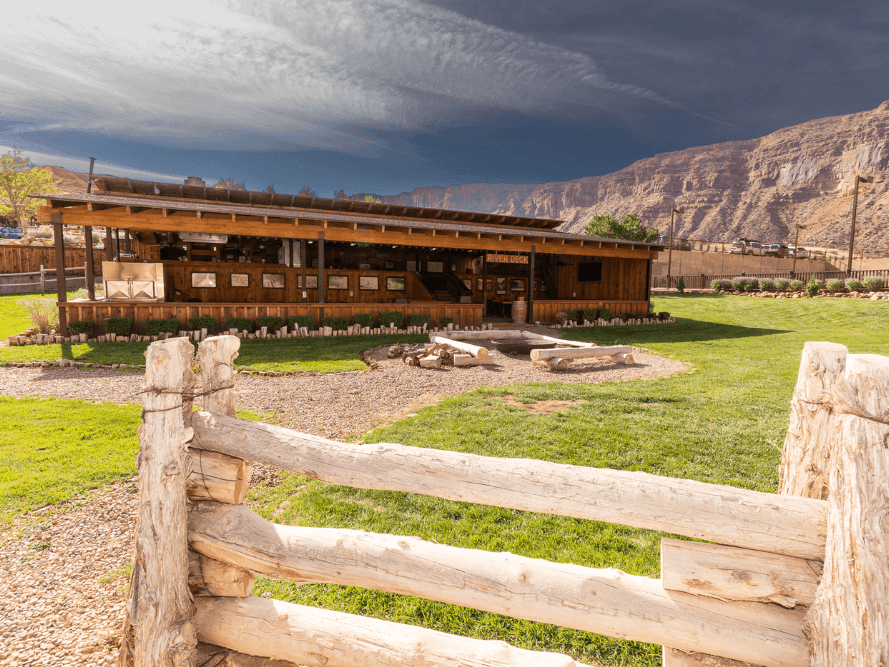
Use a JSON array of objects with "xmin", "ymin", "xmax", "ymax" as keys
[{"xmin": 37, "ymin": 177, "xmax": 661, "ymax": 335}]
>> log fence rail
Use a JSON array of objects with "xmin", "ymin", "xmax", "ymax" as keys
[{"xmin": 120, "ymin": 336, "xmax": 889, "ymax": 667}]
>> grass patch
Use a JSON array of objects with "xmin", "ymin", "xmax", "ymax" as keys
[
  {"xmin": 0, "ymin": 397, "xmax": 142, "ymax": 525},
  {"xmin": 0, "ymin": 334, "xmax": 428, "ymax": 373},
  {"xmin": 247, "ymin": 295, "xmax": 889, "ymax": 666},
  {"xmin": 0, "ymin": 294, "xmax": 36, "ymax": 339}
]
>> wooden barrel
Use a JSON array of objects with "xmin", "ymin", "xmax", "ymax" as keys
[{"xmin": 511, "ymin": 299, "xmax": 527, "ymax": 324}]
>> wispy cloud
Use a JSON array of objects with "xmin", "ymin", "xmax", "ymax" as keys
[
  {"xmin": 1, "ymin": 0, "xmax": 675, "ymax": 155},
  {"xmin": 0, "ymin": 145, "xmax": 187, "ymax": 182}
]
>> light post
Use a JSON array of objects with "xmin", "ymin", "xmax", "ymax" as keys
[
  {"xmin": 666, "ymin": 207, "xmax": 684, "ymax": 288},
  {"xmin": 791, "ymin": 224, "xmax": 806, "ymax": 277},
  {"xmin": 847, "ymin": 174, "xmax": 873, "ymax": 276}
]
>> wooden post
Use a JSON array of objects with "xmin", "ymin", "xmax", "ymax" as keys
[
  {"xmin": 806, "ymin": 353, "xmax": 889, "ymax": 666},
  {"xmin": 85, "ymin": 225, "xmax": 95, "ymax": 300},
  {"xmin": 779, "ymin": 342, "xmax": 848, "ymax": 499},
  {"xmin": 317, "ymin": 232, "xmax": 325, "ymax": 321},
  {"xmin": 300, "ymin": 240, "xmax": 307, "ymax": 304},
  {"xmin": 105, "ymin": 227, "xmax": 113, "ymax": 262},
  {"xmin": 481, "ymin": 253, "xmax": 487, "ymax": 315},
  {"xmin": 116, "ymin": 228, "xmax": 122, "ymax": 261},
  {"xmin": 53, "ymin": 216, "xmax": 68, "ymax": 336},
  {"xmin": 119, "ymin": 338, "xmax": 197, "ymax": 667},
  {"xmin": 528, "ymin": 245, "xmax": 535, "ymax": 323}
]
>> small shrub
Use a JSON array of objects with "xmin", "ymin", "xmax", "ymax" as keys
[
  {"xmin": 187, "ymin": 316, "xmax": 215, "ymax": 334},
  {"xmin": 718, "ymin": 278, "xmax": 733, "ymax": 292},
  {"xmin": 105, "ymin": 317, "xmax": 132, "ymax": 336},
  {"xmin": 320, "ymin": 316, "xmax": 349, "ymax": 330},
  {"xmin": 805, "ymin": 279, "xmax": 822, "ymax": 297},
  {"xmin": 145, "ymin": 319, "xmax": 178, "ymax": 336},
  {"xmin": 566, "ymin": 309, "xmax": 581, "ymax": 323},
  {"xmin": 407, "ymin": 313, "xmax": 431, "ymax": 327},
  {"xmin": 438, "ymin": 316, "xmax": 454, "ymax": 327},
  {"xmin": 379, "ymin": 311, "xmax": 403, "ymax": 328},
  {"xmin": 731, "ymin": 277, "xmax": 748, "ymax": 292},
  {"xmin": 658, "ymin": 311, "xmax": 670, "ymax": 320},
  {"xmin": 789, "ymin": 279, "xmax": 803, "ymax": 291},
  {"xmin": 67, "ymin": 320, "xmax": 94, "ymax": 334},
  {"xmin": 554, "ymin": 311, "xmax": 568, "ymax": 325},
  {"xmin": 352, "ymin": 313, "xmax": 374, "ymax": 328},
  {"xmin": 597, "ymin": 308, "xmax": 611, "ymax": 321},
  {"xmin": 287, "ymin": 315, "xmax": 314, "ymax": 331},
  {"xmin": 582, "ymin": 308, "xmax": 598, "ymax": 323},
  {"xmin": 256, "ymin": 316, "xmax": 284, "ymax": 332},
  {"xmin": 618, "ymin": 313, "xmax": 630, "ymax": 322},
  {"xmin": 825, "ymin": 279, "xmax": 844, "ymax": 292},
  {"xmin": 711, "ymin": 279, "xmax": 724, "ymax": 291},
  {"xmin": 862, "ymin": 276, "xmax": 886, "ymax": 290},
  {"xmin": 17, "ymin": 296, "xmax": 58, "ymax": 334},
  {"xmin": 226, "ymin": 317, "xmax": 254, "ymax": 333},
  {"xmin": 747, "ymin": 278, "xmax": 760, "ymax": 290},
  {"xmin": 677, "ymin": 277, "xmax": 685, "ymax": 293},
  {"xmin": 759, "ymin": 279, "xmax": 775, "ymax": 291},
  {"xmin": 774, "ymin": 279, "xmax": 790, "ymax": 291},
  {"xmin": 844, "ymin": 278, "xmax": 862, "ymax": 291}
]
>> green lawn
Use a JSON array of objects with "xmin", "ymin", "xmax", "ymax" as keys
[
  {"xmin": 0, "ymin": 293, "xmax": 38, "ymax": 339},
  {"xmin": 247, "ymin": 295, "xmax": 889, "ymax": 666},
  {"xmin": 0, "ymin": 334, "xmax": 428, "ymax": 373}
]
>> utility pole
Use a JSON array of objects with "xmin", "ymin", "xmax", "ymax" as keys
[
  {"xmin": 666, "ymin": 207, "xmax": 684, "ymax": 288},
  {"xmin": 847, "ymin": 174, "xmax": 872, "ymax": 276}
]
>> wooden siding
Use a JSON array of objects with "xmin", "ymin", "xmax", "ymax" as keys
[
  {"xmin": 0, "ymin": 245, "xmax": 103, "ymax": 275},
  {"xmin": 59, "ymin": 301, "xmax": 484, "ymax": 334},
  {"xmin": 552, "ymin": 255, "xmax": 649, "ymax": 301}
]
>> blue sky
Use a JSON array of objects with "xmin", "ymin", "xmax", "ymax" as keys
[{"xmin": 3, "ymin": 1, "xmax": 887, "ymax": 197}]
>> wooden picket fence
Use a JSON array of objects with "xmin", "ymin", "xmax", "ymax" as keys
[{"xmin": 119, "ymin": 336, "xmax": 889, "ymax": 667}]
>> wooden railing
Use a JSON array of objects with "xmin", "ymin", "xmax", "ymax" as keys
[{"xmin": 119, "ymin": 337, "xmax": 889, "ymax": 667}]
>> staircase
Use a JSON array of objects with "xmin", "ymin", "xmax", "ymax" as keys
[{"xmin": 414, "ymin": 272, "xmax": 474, "ymax": 302}]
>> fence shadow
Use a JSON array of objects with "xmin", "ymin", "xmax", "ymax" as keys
[{"xmin": 576, "ymin": 318, "xmax": 789, "ymax": 346}]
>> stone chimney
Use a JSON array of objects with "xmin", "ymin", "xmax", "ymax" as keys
[{"xmin": 184, "ymin": 176, "xmax": 205, "ymax": 187}]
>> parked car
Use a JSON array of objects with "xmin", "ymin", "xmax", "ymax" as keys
[
  {"xmin": 730, "ymin": 239, "xmax": 760, "ymax": 255},
  {"xmin": 0, "ymin": 226, "xmax": 23, "ymax": 239},
  {"xmin": 789, "ymin": 246, "xmax": 809, "ymax": 259},
  {"xmin": 765, "ymin": 243, "xmax": 789, "ymax": 258}
]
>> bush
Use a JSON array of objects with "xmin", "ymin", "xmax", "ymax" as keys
[
  {"xmin": 718, "ymin": 278, "xmax": 733, "ymax": 291},
  {"xmin": 759, "ymin": 279, "xmax": 775, "ymax": 291},
  {"xmin": 805, "ymin": 279, "xmax": 822, "ymax": 297},
  {"xmin": 67, "ymin": 320, "xmax": 94, "ymax": 334},
  {"xmin": 774, "ymin": 279, "xmax": 790, "ymax": 291},
  {"xmin": 320, "ymin": 316, "xmax": 349, "ymax": 330},
  {"xmin": 731, "ymin": 277, "xmax": 748, "ymax": 292},
  {"xmin": 825, "ymin": 279, "xmax": 844, "ymax": 292},
  {"xmin": 677, "ymin": 277, "xmax": 685, "ymax": 293},
  {"xmin": 618, "ymin": 313, "xmax": 630, "ymax": 322},
  {"xmin": 582, "ymin": 308, "xmax": 599, "ymax": 323},
  {"xmin": 352, "ymin": 313, "xmax": 374, "ymax": 328},
  {"xmin": 17, "ymin": 297, "xmax": 58, "ymax": 334},
  {"xmin": 407, "ymin": 313, "xmax": 431, "ymax": 327},
  {"xmin": 187, "ymin": 316, "xmax": 215, "ymax": 334},
  {"xmin": 597, "ymin": 308, "xmax": 611, "ymax": 321},
  {"xmin": 711, "ymin": 279, "xmax": 724, "ymax": 291},
  {"xmin": 287, "ymin": 315, "xmax": 315, "ymax": 331},
  {"xmin": 256, "ymin": 316, "xmax": 284, "ymax": 332},
  {"xmin": 658, "ymin": 311, "xmax": 670, "ymax": 320},
  {"xmin": 565, "ymin": 309, "xmax": 581, "ymax": 323},
  {"xmin": 226, "ymin": 317, "xmax": 254, "ymax": 333},
  {"xmin": 789, "ymin": 279, "xmax": 803, "ymax": 291},
  {"xmin": 747, "ymin": 278, "xmax": 760, "ymax": 290},
  {"xmin": 105, "ymin": 317, "xmax": 132, "ymax": 336},
  {"xmin": 379, "ymin": 311, "xmax": 403, "ymax": 328},
  {"xmin": 845, "ymin": 278, "xmax": 862, "ymax": 291},
  {"xmin": 438, "ymin": 316, "xmax": 454, "ymax": 327},
  {"xmin": 862, "ymin": 276, "xmax": 886, "ymax": 290},
  {"xmin": 145, "ymin": 319, "xmax": 178, "ymax": 336}
]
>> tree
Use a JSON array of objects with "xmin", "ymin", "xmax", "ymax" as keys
[
  {"xmin": 363, "ymin": 194, "xmax": 382, "ymax": 204},
  {"xmin": 265, "ymin": 185, "xmax": 276, "ymax": 194},
  {"xmin": 298, "ymin": 187, "xmax": 318, "ymax": 197},
  {"xmin": 332, "ymin": 189, "xmax": 348, "ymax": 200},
  {"xmin": 0, "ymin": 148, "xmax": 60, "ymax": 228},
  {"xmin": 583, "ymin": 212, "xmax": 658, "ymax": 242},
  {"xmin": 213, "ymin": 178, "xmax": 246, "ymax": 190}
]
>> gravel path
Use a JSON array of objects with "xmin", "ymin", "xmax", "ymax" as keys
[{"xmin": 0, "ymin": 337, "xmax": 688, "ymax": 666}]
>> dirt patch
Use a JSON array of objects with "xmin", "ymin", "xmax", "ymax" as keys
[{"xmin": 500, "ymin": 395, "xmax": 585, "ymax": 414}]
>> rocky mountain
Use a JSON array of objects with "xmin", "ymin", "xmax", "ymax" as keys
[{"xmin": 371, "ymin": 101, "xmax": 889, "ymax": 251}]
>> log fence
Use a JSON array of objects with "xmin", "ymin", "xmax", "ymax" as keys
[{"xmin": 120, "ymin": 336, "xmax": 889, "ymax": 667}]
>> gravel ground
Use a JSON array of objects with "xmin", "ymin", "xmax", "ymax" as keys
[{"xmin": 0, "ymin": 335, "xmax": 688, "ymax": 666}]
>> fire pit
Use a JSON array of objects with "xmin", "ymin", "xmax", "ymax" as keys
[{"xmin": 491, "ymin": 339, "xmax": 557, "ymax": 355}]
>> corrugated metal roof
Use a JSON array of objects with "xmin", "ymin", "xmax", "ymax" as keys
[
  {"xmin": 38, "ymin": 191, "xmax": 663, "ymax": 251},
  {"xmin": 92, "ymin": 177, "xmax": 565, "ymax": 230}
]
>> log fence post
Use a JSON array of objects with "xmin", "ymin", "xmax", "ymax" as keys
[{"xmin": 119, "ymin": 337, "xmax": 197, "ymax": 667}]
